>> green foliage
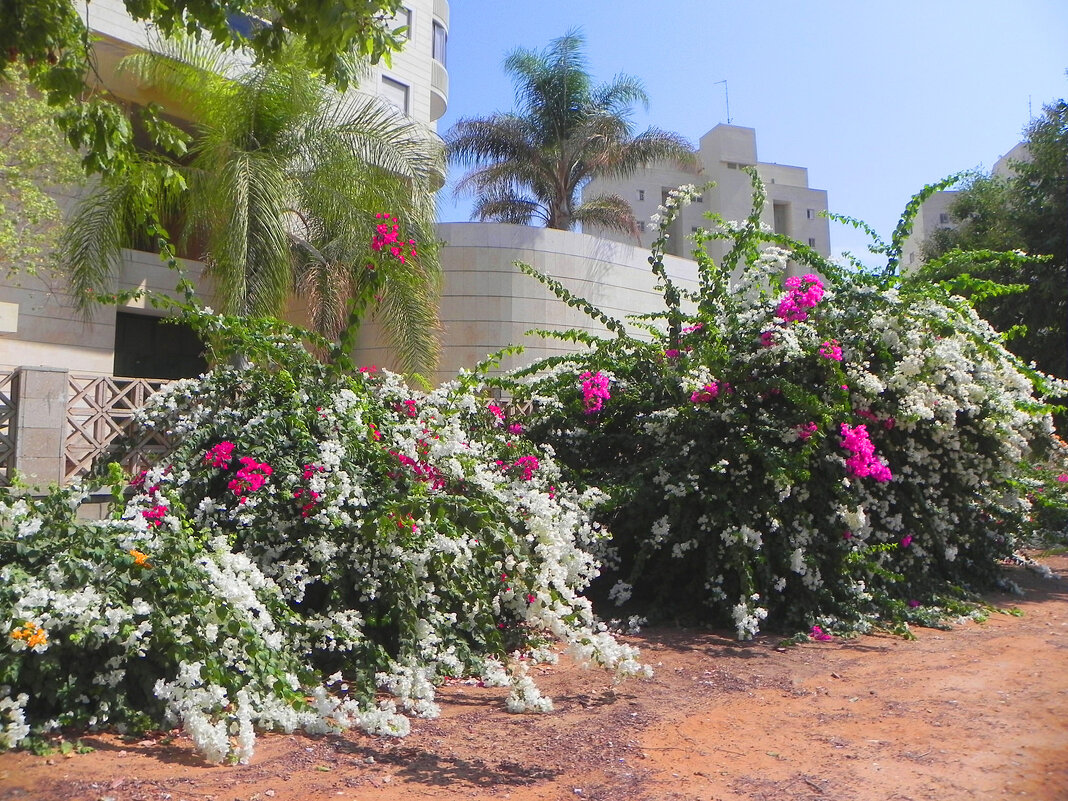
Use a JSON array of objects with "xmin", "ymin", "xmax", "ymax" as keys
[
  {"xmin": 504, "ymin": 179, "xmax": 1068, "ymax": 639},
  {"xmin": 59, "ymin": 38, "xmax": 444, "ymax": 374},
  {"xmin": 0, "ymin": 0, "xmax": 407, "ymax": 178},
  {"xmin": 0, "ymin": 64, "xmax": 84, "ymax": 279},
  {"xmin": 917, "ymin": 100, "xmax": 1068, "ymax": 377},
  {"xmin": 0, "ymin": 308, "xmax": 644, "ymax": 762}
]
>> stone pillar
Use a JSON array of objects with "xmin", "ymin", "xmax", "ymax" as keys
[{"xmin": 12, "ymin": 366, "xmax": 69, "ymax": 489}]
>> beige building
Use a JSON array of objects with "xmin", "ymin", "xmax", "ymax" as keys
[
  {"xmin": 900, "ymin": 142, "xmax": 1030, "ymax": 269},
  {"xmin": 0, "ymin": 0, "xmax": 450, "ymax": 377},
  {"xmin": 583, "ymin": 124, "xmax": 832, "ymax": 266}
]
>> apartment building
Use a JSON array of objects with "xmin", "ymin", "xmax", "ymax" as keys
[
  {"xmin": 899, "ymin": 142, "xmax": 1029, "ymax": 270},
  {"xmin": 0, "ymin": 0, "xmax": 450, "ymax": 377},
  {"xmin": 583, "ymin": 124, "xmax": 832, "ymax": 267}
]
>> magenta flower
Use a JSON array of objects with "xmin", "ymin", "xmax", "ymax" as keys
[
  {"xmin": 776, "ymin": 274, "xmax": 825, "ymax": 323},
  {"xmin": 810, "ymin": 625, "xmax": 833, "ymax": 641},
  {"xmin": 900, "ymin": 535, "xmax": 913, "ymax": 548},
  {"xmin": 818, "ymin": 339, "xmax": 843, "ymax": 361},
  {"xmin": 580, "ymin": 371, "xmax": 611, "ymax": 414},
  {"xmin": 227, "ymin": 456, "xmax": 272, "ymax": 497},
  {"xmin": 203, "ymin": 441, "xmax": 235, "ymax": 468},
  {"xmin": 840, "ymin": 424, "xmax": 892, "ymax": 482},
  {"xmin": 690, "ymin": 382, "xmax": 721, "ymax": 404},
  {"xmin": 760, "ymin": 330, "xmax": 776, "ymax": 348},
  {"xmin": 795, "ymin": 422, "xmax": 818, "ymax": 441}
]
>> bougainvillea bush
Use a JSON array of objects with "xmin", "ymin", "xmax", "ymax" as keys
[
  {"xmin": 0, "ymin": 312, "xmax": 645, "ymax": 762},
  {"xmin": 503, "ymin": 176, "xmax": 1068, "ymax": 639}
]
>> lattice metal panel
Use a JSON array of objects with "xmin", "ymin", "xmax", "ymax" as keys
[
  {"xmin": 64, "ymin": 375, "xmax": 174, "ymax": 482},
  {"xmin": 0, "ymin": 371, "xmax": 16, "ymax": 486}
]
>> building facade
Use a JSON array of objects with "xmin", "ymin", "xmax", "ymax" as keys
[
  {"xmin": 899, "ymin": 142, "xmax": 1030, "ymax": 270},
  {"xmin": 583, "ymin": 124, "xmax": 832, "ymax": 268},
  {"xmin": 0, "ymin": 0, "xmax": 450, "ymax": 376}
]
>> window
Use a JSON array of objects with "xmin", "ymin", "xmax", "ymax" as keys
[
  {"xmin": 909, "ymin": 252, "xmax": 917, "ymax": 264},
  {"xmin": 808, "ymin": 237, "xmax": 817, "ymax": 247},
  {"xmin": 772, "ymin": 202, "xmax": 790, "ymax": 235},
  {"xmin": 381, "ymin": 76, "xmax": 410, "ymax": 115},
  {"xmin": 727, "ymin": 162, "xmax": 738, "ymax": 170},
  {"xmin": 114, "ymin": 313, "xmax": 206, "ymax": 379},
  {"xmin": 392, "ymin": 6, "xmax": 412, "ymax": 39},
  {"xmin": 694, "ymin": 194, "xmax": 703, "ymax": 203},
  {"xmin": 638, "ymin": 221, "xmax": 646, "ymax": 232},
  {"xmin": 432, "ymin": 21, "xmax": 447, "ymax": 66},
  {"xmin": 939, "ymin": 212, "xmax": 950, "ymax": 225},
  {"xmin": 637, "ymin": 189, "xmax": 645, "ymax": 202},
  {"xmin": 807, "ymin": 208, "xmax": 816, "ymax": 220},
  {"xmin": 691, "ymin": 226, "xmax": 700, "ymax": 233}
]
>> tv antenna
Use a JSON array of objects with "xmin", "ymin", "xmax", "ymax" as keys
[{"xmin": 714, "ymin": 79, "xmax": 732, "ymax": 124}]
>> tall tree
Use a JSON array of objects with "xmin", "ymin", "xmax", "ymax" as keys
[
  {"xmin": 917, "ymin": 100, "xmax": 1068, "ymax": 377},
  {"xmin": 59, "ymin": 40, "xmax": 444, "ymax": 374},
  {"xmin": 446, "ymin": 30, "xmax": 697, "ymax": 237}
]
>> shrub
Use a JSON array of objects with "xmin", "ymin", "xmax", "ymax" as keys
[
  {"xmin": 504, "ymin": 176, "xmax": 1068, "ymax": 638},
  {"xmin": 0, "ymin": 312, "xmax": 644, "ymax": 763}
]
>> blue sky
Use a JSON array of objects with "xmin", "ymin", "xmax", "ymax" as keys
[{"xmin": 435, "ymin": 0, "xmax": 1068, "ymax": 264}]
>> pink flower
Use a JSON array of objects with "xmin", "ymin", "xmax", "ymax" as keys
[
  {"xmin": 510, "ymin": 455, "xmax": 540, "ymax": 481},
  {"xmin": 810, "ymin": 625, "xmax": 833, "ymax": 642},
  {"xmin": 204, "ymin": 441, "xmax": 235, "ymax": 468},
  {"xmin": 142, "ymin": 504, "xmax": 169, "ymax": 528},
  {"xmin": 580, "ymin": 371, "xmax": 611, "ymax": 415},
  {"xmin": 776, "ymin": 274, "xmax": 825, "ymax": 323},
  {"xmin": 227, "ymin": 456, "xmax": 272, "ymax": 497},
  {"xmin": 843, "ymin": 531, "xmax": 853, "ymax": 540},
  {"xmin": 690, "ymin": 382, "xmax": 721, "ymax": 404},
  {"xmin": 795, "ymin": 422, "xmax": 818, "ymax": 441},
  {"xmin": 487, "ymin": 403, "xmax": 505, "ymax": 425},
  {"xmin": 908, "ymin": 599, "xmax": 921, "ymax": 608},
  {"xmin": 760, "ymin": 331, "xmax": 776, "ymax": 348},
  {"xmin": 840, "ymin": 423, "xmax": 892, "ymax": 482},
  {"xmin": 1057, "ymin": 474, "xmax": 1068, "ymax": 483},
  {"xmin": 508, "ymin": 423, "xmax": 524, "ymax": 435},
  {"xmin": 900, "ymin": 535, "xmax": 913, "ymax": 548},
  {"xmin": 818, "ymin": 339, "xmax": 843, "ymax": 361}
]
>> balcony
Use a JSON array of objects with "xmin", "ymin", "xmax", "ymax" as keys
[{"xmin": 430, "ymin": 60, "xmax": 448, "ymax": 121}]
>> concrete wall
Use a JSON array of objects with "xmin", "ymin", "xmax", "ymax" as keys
[
  {"xmin": 0, "ymin": 250, "xmax": 207, "ymax": 375},
  {"xmin": 354, "ymin": 223, "xmax": 700, "ymax": 384}
]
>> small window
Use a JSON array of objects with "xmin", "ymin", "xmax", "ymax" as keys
[
  {"xmin": 637, "ymin": 189, "xmax": 645, "ymax": 202},
  {"xmin": 939, "ymin": 212, "xmax": 950, "ymax": 225},
  {"xmin": 381, "ymin": 76, "xmax": 410, "ymax": 115},
  {"xmin": 691, "ymin": 226, "xmax": 700, "ymax": 233},
  {"xmin": 806, "ymin": 208, "xmax": 816, "ymax": 220},
  {"xmin": 694, "ymin": 194, "xmax": 703, "ymax": 203},
  {"xmin": 727, "ymin": 162, "xmax": 738, "ymax": 170},
  {"xmin": 638, "ymin": 221, "xmax": 646, "ymax": 232},
  {"xmin": 808, "ymin": 237, "xmax": 817, "ymax": 247},
  {"xmin": 909, "ymin": 252, "xmax": 917, "ymax": 264},
  {"xmin": 432, "ymin": 21, "xmax": 447, "ymax": 66},
  {"xmin": 392, "ymin": 7, "xmax": 412, "ymax": 39}
]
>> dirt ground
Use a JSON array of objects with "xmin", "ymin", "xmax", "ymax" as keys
[{"xmin": 1, "ymin": 554, "xmax": 1066, "ymax": 801}]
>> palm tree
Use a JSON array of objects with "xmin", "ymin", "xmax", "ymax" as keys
[
  {"xmin": 446, "ymin": 30, "xmax": 697, "ymax": 237},
  {"xmin": 60, "ymin": 39, "xmax": 444, "ymax": 374}
]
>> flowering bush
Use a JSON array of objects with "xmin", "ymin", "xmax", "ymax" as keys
[
  {"xmin": 506, "ymin": 176, "xmax": 1068, "ymax": 639},
  {"xmin": 0, "ymin": 312, "xmax": 645, "ymax": 763}
]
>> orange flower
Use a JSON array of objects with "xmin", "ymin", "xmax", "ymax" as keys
[
  {"xmin": 10, "ymin": 621, "xmax": 47, "ymax": 648},
  {"xmin": 129, "ymin": 549, "xmax": 151, "ymax": 568}
]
